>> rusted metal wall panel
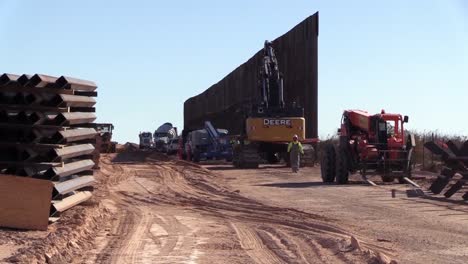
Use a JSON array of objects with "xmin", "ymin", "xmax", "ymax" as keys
[
  {"xmin": 184, "ymin": 12, "xmax": 319, "ymax": 138},
  {"xmin": 0, "ymin": 176, "xmax": 53, "ymax": 230}
]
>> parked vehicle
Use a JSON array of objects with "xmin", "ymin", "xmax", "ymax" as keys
[
  {"xmin": 182, "ymin": 121, "xmax": 233, "ymax": 162},
  {"xmin": 154, "ymin": 122, "xmax": 178, "ymax": 153},
  {"xmin": 166, "ymin": 138, "xmax": 180, "ymax": 155},
  {"xmin": 139, "ymin": 132, "xmax": 153, "ymax": 149},
  {"xmin": 321, "ymin": 109, "xmax": 414, "ymax": 184}
]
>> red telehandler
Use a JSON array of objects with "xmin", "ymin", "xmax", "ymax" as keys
[{"xmin": 321, "ymin": 110, "xmax": 416, "ymax": 184}]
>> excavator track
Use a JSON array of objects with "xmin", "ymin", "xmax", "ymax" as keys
[
  {"xmin": 300, "ymin": 144, "xmax": 316, "ymax": 167},
  {"xmin": 233, "ymin": 143, "xmax": 260, "ymax": 169}
]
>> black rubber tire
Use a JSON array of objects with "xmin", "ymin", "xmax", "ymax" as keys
[
  {"xmin": 320, "ymin": 144, "xmax": 336, "ymax": 183},
  {"xmin": 398, "ymin": 164, "xmax": 412, "ymax": 184},
  {"xmin": 335, "ymin": 146, "xmax": 349, "ymax": 184}
]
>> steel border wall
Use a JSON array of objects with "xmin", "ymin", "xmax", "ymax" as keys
[{"xmin": 184, "ymin": 12, "xmax": 319, "ymax": 138}]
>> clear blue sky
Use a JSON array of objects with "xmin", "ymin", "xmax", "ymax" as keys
[{"xmin": 1, "ymin": 0, "xmax": 467, "ymax": 142}]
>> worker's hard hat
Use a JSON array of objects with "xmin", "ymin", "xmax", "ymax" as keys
[{"xmin": 293, "ymin": 134, "xmax": 298, "ymax": 139}]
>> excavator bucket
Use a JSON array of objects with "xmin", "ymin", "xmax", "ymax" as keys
[{"xmin": 0, "ymin": 175, "xmax": 53, "ymax": 230}]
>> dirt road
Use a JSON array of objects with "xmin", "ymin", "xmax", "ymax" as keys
[
  {"xmin": 73, "ymin": 152, "xmax": 391, "ymax": 264},
  {"xmin": 209, "ymin": 164, "xmax": 468, "ymax": 264},
  {"xmin": 3, "ymin": 150, "xmax": 466, "ymax": 263}
]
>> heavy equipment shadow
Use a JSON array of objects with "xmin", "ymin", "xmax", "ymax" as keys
[
  {"xmin": 111, "ymin": 150, "xmax": 170, "ymax": 164},
  {"xmin": 400, "ymin": 194, "xmax": 468, "ymax": 218},
  {"xmin": 257, "ymin": 181, "xmax": 366, "ymax": 189},
  {"xmin": 403, "ymin": 194, "xmax": 468, "ymax": 207},
  {"xmin": 205, "ymin": 165, "xmax": 289, "ymax": 171},
  {"xmin": 204, "ymin": 166, "xmax": 241, "ymax": 171}
]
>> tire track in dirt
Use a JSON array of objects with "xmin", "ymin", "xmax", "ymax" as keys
[
  {"xmin": 93, "ymin": 201, "xmax": 137, "ymax": 264},
  {"xmin": 231, "ymin": 222, "xmax": 284, "ymax": 264},
  {"xmin": 134, "ymin": 161, "xmax": 392, "ymax": 263},
  {"xmin": 84, "ymin": 151, "xmax": 394, "ymax": 263}
]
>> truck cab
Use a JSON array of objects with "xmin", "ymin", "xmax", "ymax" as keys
[{"xmin": 139, "ymin": 132, "xmax": 153, "ymax": 149}]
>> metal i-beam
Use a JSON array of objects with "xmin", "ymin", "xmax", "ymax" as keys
[
  {"xmin": 425, "ymin": 140, "xmax": 468, "ymax": 200},
  {"xmin": 17, "ymin": 74, "xmax": 33, "ymax": 86},
  {"xmin": 424, "ymin": 141, "xmax": 455, "ymax": 160},
  {"xmin": 51, "ymin": 128, "xmax": 97, "ymax": 143},
  {"xmin": 43, "ymin": 159, "xmax": 95, "ymax": 180},
  {"xmin": 26, "ymin": 74, "xmax": 58, "ymax": 88},
  {"xmin": 52, "ymin": 175, "xmax": 95, "ymax": 198},
  {"xmin": 56, "ymin": 76, "xmax": 97, "ymax": 91},
  {"xmin": 0, "ymin": 74, "xmax": 20, "ymax": 86},
  {"xmin": 53, "ymin": 112, "xmax": 96, "ymax": 126},
  {"xmin": 12, "ymin": 92, "xmax": 38, "ymax": 105},
  {"xmin": 50, "ymin": 191, "xmax": 92, "ymax": 216},
  {"xmin": 48, "ymin": 94, "xmax": 96, "ymax": 108},
  {"xmin": 74, "ymin": 91, "xmax": 98, "ymax": 97},
  {"xmin": 429, "ymin": 167, "xmax": 456, "ymax": 194},
  {"xmin": 49, "ymin": 144, "xmax": 95, "ymax": 161}
]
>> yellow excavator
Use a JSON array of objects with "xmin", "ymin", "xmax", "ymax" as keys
[{"xmin": 232, "ymin": 41, "xmax": 316, "ymax": 168}]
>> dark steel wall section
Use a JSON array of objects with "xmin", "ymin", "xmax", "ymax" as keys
[{"xmin": 184, "ymin": 12, "xmax": 319, "ymax": 138}]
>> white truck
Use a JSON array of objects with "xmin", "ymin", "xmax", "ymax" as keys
[
  {"xmin": 153, "ymin": 122, "xmax": 178, "ymax": 153},
  {"xmin": 166, "ymin": 138, "xmax": 180, "ymax": 155},
  {"xmin": 139, "ymin": 132, "xmax": 153, "ymax": 149}
]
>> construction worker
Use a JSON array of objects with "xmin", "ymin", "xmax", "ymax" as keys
[{"xmin": 288, "ymin": 134, "xmax": 304, "ymax": 173}]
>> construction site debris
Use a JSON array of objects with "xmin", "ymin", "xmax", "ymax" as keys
[{"xmin": 424, "ymin": 140, "xmax": 468, "ymax": 200}]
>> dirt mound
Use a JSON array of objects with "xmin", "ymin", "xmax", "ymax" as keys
[{"xmin": 123, "ymin": 142, "xmax": 139, "ymax": 152}]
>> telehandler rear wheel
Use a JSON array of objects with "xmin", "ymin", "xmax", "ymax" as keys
[
  {"xmin": 321, "ymin": 144, "xmax": 336, "ymax": 183},
  {"xmin": 335, "ymin": 146, "xmax": 349, "ymax": 184}
]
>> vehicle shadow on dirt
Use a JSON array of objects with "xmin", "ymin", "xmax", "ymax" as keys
[
  {"xmin": 205, "ymin": 165, "xmax": 289, "ymax": 171},
  {"xmin": 111, "ymin": 150, "xmax": 170, "ymax": 163},
  {"xmin": 256, "ymin": 181, "xmax": 367, "ymax": 188}
]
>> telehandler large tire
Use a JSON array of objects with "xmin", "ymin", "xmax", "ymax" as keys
[
  {"xmin": 320, "ymin": 144, "xmax": 336, "ymax": 183},
  {"xmin": 335, "ymin": 146, "xmax": 349, "ymax": 184}
]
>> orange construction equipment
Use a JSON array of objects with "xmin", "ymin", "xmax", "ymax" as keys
[{"xmin": 321, "ymin": 109, "xmax": 415, "ymax": 184}]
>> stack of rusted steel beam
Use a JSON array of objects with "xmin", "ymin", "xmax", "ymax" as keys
[
  {"xmin": 0, "ymin": 73, "xmax": 98, "ymax": 230},
  {"xmin": 424, "ymin": 140, "xmax": 468, "ymax": 200}
]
